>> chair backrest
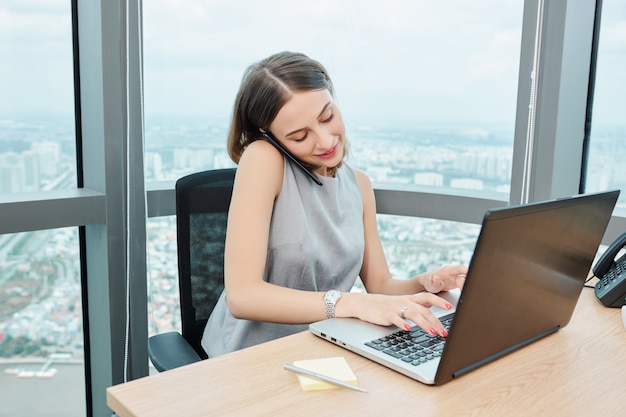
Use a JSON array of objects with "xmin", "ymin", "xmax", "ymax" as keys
[{"xmin": 176, "ymin": 168, "xmax": 236, "ymax": 359}]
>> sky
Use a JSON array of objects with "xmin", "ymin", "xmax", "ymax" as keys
[
  {"xmin": 141, "ymin": 0, "xmax": 525, "ymax": 126},
  {"xmin": 0, "ymin": 0, "xmax": 624, "ymax": 128}
]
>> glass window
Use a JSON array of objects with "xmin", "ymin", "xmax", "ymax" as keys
[
  {"xmin": 144, "ymin": 0, "xmax": 523, "ymax": 195},
  {"xmin": 0, "ymin": 228, "xmax": 85, "ymax": 417},
  {"xmin": 147, "ymin": 216, "xmax": 180, "ymax": 337},
  {"xmin": 586, "ymin": 1, "xmax": 626, "ymax": 209},
  {"xmin": 0, "ymin": 3, "xmax": 84, "ymax": 415},
  {"xmin": 349, "ymin": 215, "xmax": 480, "ymax": 293},
  {"xmin": 0, "ymin": 2, "xmax": 77, "ymax": 194},
  {"xmin": 378, "ymin": 216, "xmax": 479, "ymax": 279},
  {"xmin": 144, "ymin": 1, "xmax": 523, "ymax": 344}
]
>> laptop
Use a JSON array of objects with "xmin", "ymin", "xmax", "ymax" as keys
[{"xmin": 310, "ymin": 190, "xmax": 620, "ymax": 385}]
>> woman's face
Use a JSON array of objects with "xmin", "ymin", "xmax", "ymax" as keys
[{"xmin": 269, "ymin": 88, "xmax": 345, "ymax": 177}]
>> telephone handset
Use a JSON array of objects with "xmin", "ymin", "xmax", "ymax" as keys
[
  {"xmin": 261, "ymin": 131, "xmax": 323, "ymax": 186},
  {"xmin": 593, "ymin": 232, "xmax": 626, "ymax": 307}
]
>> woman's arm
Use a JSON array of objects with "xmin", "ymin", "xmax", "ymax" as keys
[{"xmin": 224, "ymin": 140, "xmax": 331, "ymax": 324}]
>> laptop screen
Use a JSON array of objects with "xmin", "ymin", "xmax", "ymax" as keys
[{"xmin": 435, "ymin": 190, "xmax": 619, "ymax": 384}]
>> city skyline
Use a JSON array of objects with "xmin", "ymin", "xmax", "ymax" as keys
[
  {"xmin": 1, "ymin": 114, "xmax": 625, "ymax": 203},
  {"xmin": 1, "ymin": 118, "xmax": 625, "ymax": 349}
]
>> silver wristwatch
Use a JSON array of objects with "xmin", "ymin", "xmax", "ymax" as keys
[{"xmin": 324, "ymin": 290, "xmax": 342, "ymax": 319}]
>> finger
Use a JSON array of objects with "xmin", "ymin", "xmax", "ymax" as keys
[
  {"xmin": 404, "ymin": 307, "xmax": 447, "ymax": 337},
  {"xmin": 412, "ymin": 292, "xmax": 453, "ymax": 311},
  {"xmin": 407, "ymin": 294, "xmax": 453, "ymax": 336},
  {"xmin": 429, "ymin": 275, "xmax": 444, "ymax": 292},
  {"xmin": 456, "ymin": 274, "xmax": 466, "ymax": 289},
  {"xmin": 392, "ymin": 315, "xmax": 413, "ymax": 332}
]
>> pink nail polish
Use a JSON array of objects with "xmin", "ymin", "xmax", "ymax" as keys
[
  {"xmin": 404, "ymin": 324, "xmax": 411, "ymax": 331},
  {"xmin": 440, "ymin": 329, "xmax": 448, "ymax": 337},
  {"xmin": 429, "ymin": 327, "xmax": 438, "ymax": 335},
  {"xmin": 445, "ymin": 303, "xmax": 453, "ymax": 310}
]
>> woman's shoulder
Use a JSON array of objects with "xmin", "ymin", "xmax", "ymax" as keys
[
  {"xmin": 236, "ymin": 140, "xmax": 284, "ymax": 196},
  {"xmin": 346, "ymin": 165, "xmax": 373, "ymax": 190},
  {"xmin": 242, "ymin": 138, "xmax": 283, "ymax": 161}
]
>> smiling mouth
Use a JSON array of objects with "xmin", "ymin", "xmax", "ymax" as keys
[{"xmin": 317, "ymin": 144, "xmax": 337, "ymax": 159}]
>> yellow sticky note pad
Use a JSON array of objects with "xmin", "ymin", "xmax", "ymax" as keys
[{"xmin": 292, "ymin": 357, "xmax": 357, "ymax": 391}]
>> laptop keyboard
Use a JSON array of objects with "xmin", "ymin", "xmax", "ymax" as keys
[{"xmin": 364, "ymin": 314, "xmax": 454, "ymax": 366}]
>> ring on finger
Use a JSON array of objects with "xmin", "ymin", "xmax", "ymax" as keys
[{"xmin": 400, "ymin": 306, "xmax": 408, "ymax": 319}]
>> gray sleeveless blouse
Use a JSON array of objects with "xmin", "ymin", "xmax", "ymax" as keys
[{"xmin": 201, "ymin": 159, "xmax": 364, "ymax": 357}]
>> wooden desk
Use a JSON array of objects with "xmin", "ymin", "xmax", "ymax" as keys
[{"xmin": 107, "ymin": 289, "xmax": 626, "ymax": 417}]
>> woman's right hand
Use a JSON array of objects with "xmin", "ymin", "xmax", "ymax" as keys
[{"xmin": 339, "ymin": 292, "xmax": 454, "ymax": 337}]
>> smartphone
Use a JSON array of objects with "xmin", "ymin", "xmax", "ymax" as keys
[{"xmin": 261, "ymin": 132, "xmax": 323, "ymax": 186}]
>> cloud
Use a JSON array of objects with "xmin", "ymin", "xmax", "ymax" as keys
[
  {"xmin": 140, "ymin": 0, "xmax": 528, "ymax": 124},
  {"xmin": 2, "ymin": 0, "xmax": 622, "ymax": 126}
]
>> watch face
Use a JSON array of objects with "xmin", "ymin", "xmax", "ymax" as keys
[{"xmin": 325, "ymin": 290, "xmax": 341, "ymax": 303}]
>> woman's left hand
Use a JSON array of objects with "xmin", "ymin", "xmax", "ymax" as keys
[{"xmin": 422, "ymin": 265, "xmax": 468, "ymax": 293}]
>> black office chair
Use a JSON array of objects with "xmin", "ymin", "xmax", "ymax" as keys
[{"xmin": 148, "ymin": 168, "xmax": 236, "ymax": 372}]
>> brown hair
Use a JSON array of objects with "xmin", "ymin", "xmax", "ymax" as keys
[{"xmin": 226, "ymin": 51, "xmax": 345, "ymax": 171}]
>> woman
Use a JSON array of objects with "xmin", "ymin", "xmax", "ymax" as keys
[{"xmin": 201, "ymin": 51, "xmax": 467, "ymax": 357}]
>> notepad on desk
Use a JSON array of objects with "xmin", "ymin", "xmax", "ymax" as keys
[{"xmin": 292, "ymin": 357, "xmax": 358, "ymax": 391}]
